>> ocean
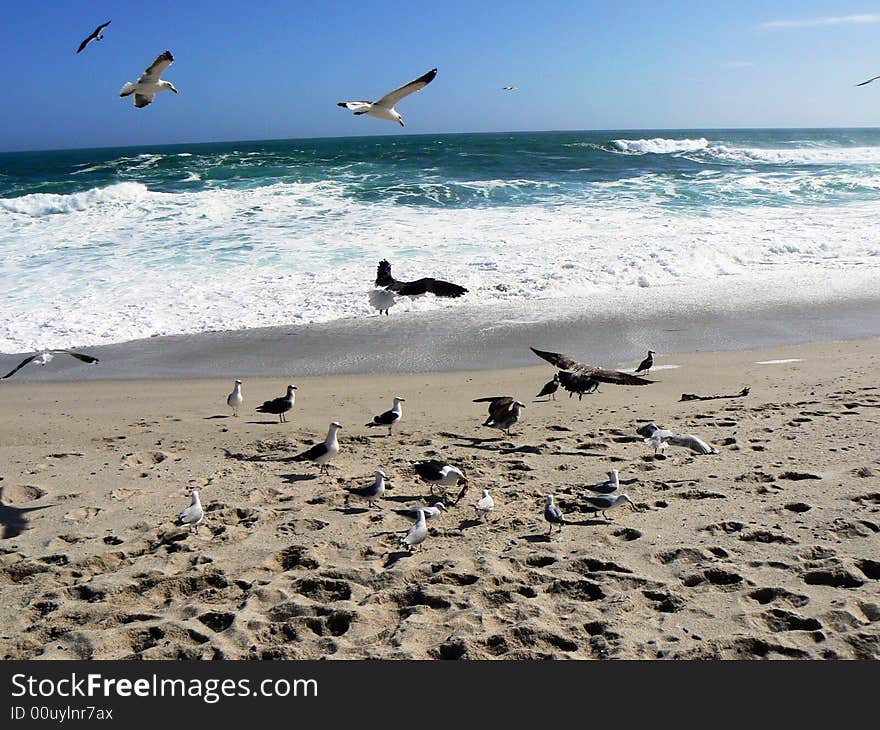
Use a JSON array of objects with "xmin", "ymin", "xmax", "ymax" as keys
[{"xmin": 2, "ymin": 128, "xmax": 879, "ymax": 354}]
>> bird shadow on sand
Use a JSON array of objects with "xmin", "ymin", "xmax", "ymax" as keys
[
  {"xmin": 383, "ymin": 494, "xmax": 424, "ymax": 504},
  {"xmin": 334, "ymin": 506, "xmax": 370, "ymax": 515},
  {"xmin": 554, "ymin": 450, "xmax": 623, "ymax": 459},
  {"xmin": 278, "ymin": 473, "xmax": 319, "ymax": 484},
  {"xmin": 383, "ymin": 550, "xmax": 413, "ymax": 568},
  {"xmin": 438, "ymin": 431, "xmax": 504, "ymax": 444},
  {"xmin": 204, "ymin": 415, "xmax": 230, "ymax": 420},
  {"xmin": 247, "ymin": 420, "xmax": 287, "ymax": 426},
  {"xmin": 0, "ymin": 498, "xmax": 52, "ymax": 539}
]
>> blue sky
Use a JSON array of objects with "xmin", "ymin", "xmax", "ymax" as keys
[{"xmin": 3, "ymin": 0, "xmax": 880, "ymax": 151}]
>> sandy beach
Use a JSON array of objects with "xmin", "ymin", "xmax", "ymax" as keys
[{"xmin": 1, "ymin": 337, "xmax": 879, "ymax": 660}]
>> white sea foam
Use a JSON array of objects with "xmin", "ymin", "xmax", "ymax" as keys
[
  {"xmin": 1, "ymin": 178, "xmax": 879, "ymax": 352},
  {"xmin": 611, "ymin": 138, "xmax": 710, "ymax": 155}
]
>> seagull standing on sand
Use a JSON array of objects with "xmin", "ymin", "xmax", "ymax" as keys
[
  {"xmin": 635, "ymin": 350, "xmax": 655, "ymax": 375},
  {"xmin": 401, "ymin": 509, "xmax": 428, "ymax": 551},
  {"xmin": 473, "ymin": 396, "xmax": 525, "ymax": 436},
  {"xmin": 544, "ymin": 495, "xmax": 566, "ymax": 535},
  {"xmin": 394, "ymin": 502, "xmax": 447, "ymax": 520},
  {"xmin": 179, "ymin": 490, "xmax": 204, "ymax": 532},
  {"xmin": 474, "ymin": 489, "xmax": 495, "ymax": 520},
  {"xmin": 345, "ymin": 470, "xmax": 385, "ymax": 509},
  {"xmin": 293, "ymin": 421, "xmax": 342, "ymax": 475},
  {"xmin": 412, "ymin": 460, "xmax": 468, "ymax": 501},
  {"xmin": 338, "ymin": 68, "xmax": 437, "ymax": 126},
  {"xmin": 256, "ymin": 385, "xmax": 296, "ymax": 423},
  {"xmin": 119, "ymin": 51, "xmax": 178, "ymax": 108},
  {"xmin": 365, "ymin": 396, "xmax": 405, "ymax": 436},
  {"xmin": 226, "ymin": 379, "xmax": 243, "ymax": 417},
  {"xmin": 76, "ymin": 20, "xmax": 111, "ymax": 53},
  {"xmin": 581, "ymin": 493, "xmax": 638, "ymax": 521},
  {"xmin": 536, "ymin": 374, "xmax": 560, "ymax": 400},
  {"xmin": 584, "ymin": 469, "xmax": 620, "ymax": 495},
  {"xmin": 2, "ymin": 350, "xmax": 99, "ymax": 380}
]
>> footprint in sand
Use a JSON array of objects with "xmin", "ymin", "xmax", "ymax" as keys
[
  {"xmin": 1, "ymin": 484, "xmax": 47, "ymax": 505},
  {"xmin": 63, "ymin": 507, "xmax": 101, "ymax": 522},
  {"xmin": 122, "ymin": 451, "xmax": 171, "ymax": 468}
]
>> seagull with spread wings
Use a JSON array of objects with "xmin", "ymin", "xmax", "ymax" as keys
[
  {"xmin": 2, "ymin": 350, "xmax": 99, "ymax": 380},
  {"xmin": 337, "ymin": 68, "xmax": 437, "ymax": 126},
  {"xmin": 76, "ymin": 20, "xmax": 111, "ymax": 54},
  {"xmin": 119, "ymin": 51, "xmax": 178, "ymax": 108},
  {"xmin": 375, "ymin": 259, "xmax": 468, "ymax": 298},
  {"xmin": 530, "ymin": 347, "xmax": 654, "ymax": 386}
]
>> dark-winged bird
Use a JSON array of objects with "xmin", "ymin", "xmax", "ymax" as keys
[
  {"xmin": 375, "ymin": 260, "xmax": 468, "ymax": 298},
  {"xmin": 544, "ymin": 495, "xmax": 566, "ymax": 535},
  {"xmin": 473, "ymin": 396, "xmax": 525, "ymax": 436},
  {"xmin": 535, "ymin": 373, "xmax": 560, "ymax": 400},
  {"xmin": 338, "ymin": 68, "xmax": 437, "ymax": 126},
  {"xmin": 76, "ymin": 20, "xmax": 111, "ymax": 53},
  {"xmin": 292, "ymin": 422, "xmax": 342, "ymax": 475},
  {"xmin": 558, "ymin": 370, "xmax": 600, "ymax": 399},
  {"xmin": 530, "ymin": 347, "xmax": 653, "ymax": 386},
  {"xmin": 2, "ymin": 350, "xmax": 99, "ymax": 379},
  {"xmin": 255, "ymin": 385, "xmax": 296, "ymax": 423},
  {"xmin": 635, "ymin": 350, "xmax": 655, "ymax": 374},
  {"xmin": 119, "ymin": 50, "xmax": 178, "ymax": 108},
  {"xmin": 365, "ymin": 396, "xmax": 404, "ymax": 435}
]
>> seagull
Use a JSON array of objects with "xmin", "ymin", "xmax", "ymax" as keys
[
  {"xmin": 292, "ymin": 422, "xmax": 342, "ymax": 474},
  {"xmin": 536, "ymin": 374, "xmax": 560, "ymax": 400},
  {"xmin": 119, "ymin": 50, "xmax": 178, "ymax": 108},
  {"xmin": 502, "ymin": 85, "xmax": 519, "ymax": 91},
  {"xmin": 337, "ymin": 68, "xmax": 437, "ymax": 127},
  {"xmin": 635, "ymin": 350, "xmax": 656, "ymax": 375},
  {"xmin": 531, "ymin": 347, "xmax": 653, "ymax": 386},
  {"xmin": 584, "ymin": 469, "xmax": 620, "ymax": 495},
  {"xmin": 179, "ymin": 490, "xmax": 204, "ymax": 532},
  {"xmin": 473, "ymin": 396, "xmax": 525, "ymax": 436},
  {"xmin": 474, "ymin": 489, "xmax": 495, "ymax": 520},
  {"xmin": 365, "ymin": 396, "xmax": 405, "ymax": 436},
  {"xmin": 558, "ymin": 370, "xmax": 601, "ymax": 399},
  {"xmin": 2, "ymin": 350, "xmax": 99, "ymax": 380},
  {"xmin": 368, "ymin": 288, "xmax": 398, "ymax": 316},
  {"xmin": 401, "ymin": 509, "xmax": 428, "ymax": 551},
  {"xmin": 856, "ymin": 75, "xmax": 880, "ymax": 87},
  {"xmin": 375, "ymin": 260, "xmax": 468, "ymax": 298},
  {"xmin": 644, "ymin": 432, "xmax": 668, "ymax": 455},
  {"xmin": 544, "ymin": 495, "xmax": 566, "ymax": 535},
  {"xmin": 76, "ymin": 20, "xmax": 111, "ymax": 54},
  {"xmin": 226, "ymin": 379, "xmax": 243, "ymax": 417},
  {"xmin": 581, "ymin": 493, "xmax": 637, "ymax": 521},
  {"xmin": 255, "ymin": 385, "xmax": 296, "ymax": 423},
  {"xmin": 637, "ymin": 423, "xmax": 717, "ymax": 455},
  {"xmin": 394, "ymin": 502, "xmax": 447, "ymax": 520},
  {"xmin": 412, "ymin": 459, "xmax": 468, "ymax": 500},
  {"xmin": 345, "ymin": 470, "xmax": 385, "ymax": 509}
]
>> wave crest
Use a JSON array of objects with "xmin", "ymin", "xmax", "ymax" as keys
[{"xmin": 0, "ymin": 182, "xmax": 150, "ymax": 217}]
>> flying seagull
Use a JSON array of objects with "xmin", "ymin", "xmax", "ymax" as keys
[
  {"xmin": 292, "ymin": 421, "xmax": 342, "ymax": 474},
  {"xmin": 226, "ymin": 379, "xmax": 243, "ymax": 417},
  {"xmin": 119, "ymin": 50, "xmax": 178, "ymax": 108},
  {"xmin": 2, "ymin": 350, "xmax": 99, "ymax": 380},
  {"xmin": 179, "ymin": 490, "xmax": 204, "ymax": 533},
  {"xmin": 856, "ymin": 75, "xmax": 880, "ymax": 87},
  {"xmin": 365, "ymin": 396, "xmax": 405, "ymax": 436},
  {"xmin": 502, "ymin": 85, "xmax": 518, "ymax": 91},
  {"xmin": 394, "ymin": 502, "xmax": 447, "ymax": 520},
  {"xmin": 635, "ymin": 350, "xmax": 655, "ymax": 375},
  {"xmin": 345, "ymin": 470, "xmax": 385, "ymax": 509},
  {"xmin": 558, "ymin": 370, "xmax": 600, "ymax": 399},
  {"xmin": 530, "ymin": 347, "xmax": 653, "ymax": 386},
  {"xmin": 473, "ymin": 396, "xmax": 525, "ymax": 436},
  {"xmin": 535, "ymin": 373, "xmax": 560, "ymax": 400},
  {"xmin": 544, "ymin": 495, "xmax": 566, "ymax": 535},
  {"xmin": 76, "ymin": 20, "xmax": 111, "ymax": 54},
  {"xmin": 338, "ymin": 68, "xmax": 437, "ymax": 126},
  {"xmin": 255, "ymin": 385, "xmax": 296, "ymax": 423},
  {"xmin": 580, "ymin": 493, "xmax": 638, "ymax": 521},
  {"xmin": 375, "ymin": 259, "xmax": 468, "ymax": 298},
  {"xmin": 637, "ymin": 422, "xmax": 718, "ymax": 455},
  {"xmin": 412, "ymin": 459, "xmax": 468, "ymax": 500}
]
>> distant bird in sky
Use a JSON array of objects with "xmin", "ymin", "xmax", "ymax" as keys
[
  {"xmin": 119, "ymin": 50, "xmax": 178, "ymax": 108},
  {"xmin": 502, "ymin": 85, "xmax": 518, "ymax": 91},
  {"xmin": 338, "ymin": 68, "xmax": 437, "ymax": 126},
  {"xmin": 77, "ymin": 20, "xmax": 111, "ymax": 54},
  {"xmin": 473, "ymin": 396, "xmax": 525, "ymax": 436},
  {"xmin": 531, "ymin": 347, "xmax": 654, "ymax": 386},
  {"xmin": 255, "ymin": 385, "xmax": 296, "ymax": 423},
  {"xmin": 292, "ymin": 421, "xmax": 342, "ymax": 475},
  {"xmin": 375, "ymin": 260, "xmax": 468, "ymax": 298},
  {"xmin": 365, "ymin": 396, "xmax": 405, "ymax": 436},
  {"xmin": 535, "ymin": 373, "xmax": 560, "ymax": 400},
  {"xmin": 635, "ymin": 350, "xmax": 656, "ymax": 375},
  {"xmin": 179, "ymin": 490, "xmax": 204, "ymax": 532},
  {"xmin": 856, "ymin": 75, "xmax": 880, "ymax": 87},
  {"xmin": 226, "ymin": 379, "xmax": 243, "ymax": 417},
  {"xmin": 2, "ymin": 350, "xmax": 99, "ymax": 380}
]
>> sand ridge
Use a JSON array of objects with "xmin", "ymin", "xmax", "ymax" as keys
[{"xmin": 0, "ymin": 339, "xmax": 879, "ymax": 659}]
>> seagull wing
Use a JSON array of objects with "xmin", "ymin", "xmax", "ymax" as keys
[
  {"xmin": 1, "ymin": 355, "xmax": 38, "ymax": 379},
  {"xmin": 293, "ymin": 442, "xmax": 328, "ymax": 462},
  {"xmin": 139, "ymin": 51, "xmax": 174, "ymax": 83},
  {"xmin": 530, "ymin": 347, "xmax": 653, "ymax": 385},
  {"xmin": 423, "ymin": 278, "xmax": 468, "ymax": 297},
  {"xmin": 76, "ymin": 37, "xmax": 92, "ymax": 54},
  {"xmin": 856, "ymin": 75, "xmax": 880, "ymax": 87},
  {"xmin": 337, "ymin": 101, "xmax": 373, "ymax": 113},
  {"xmin": 375, "ymin": 68, "xmax": 437, "ymax": 108},
  {"xmin": 134, "ymin": 94, "xmax": 154, "ymax": 108}
]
